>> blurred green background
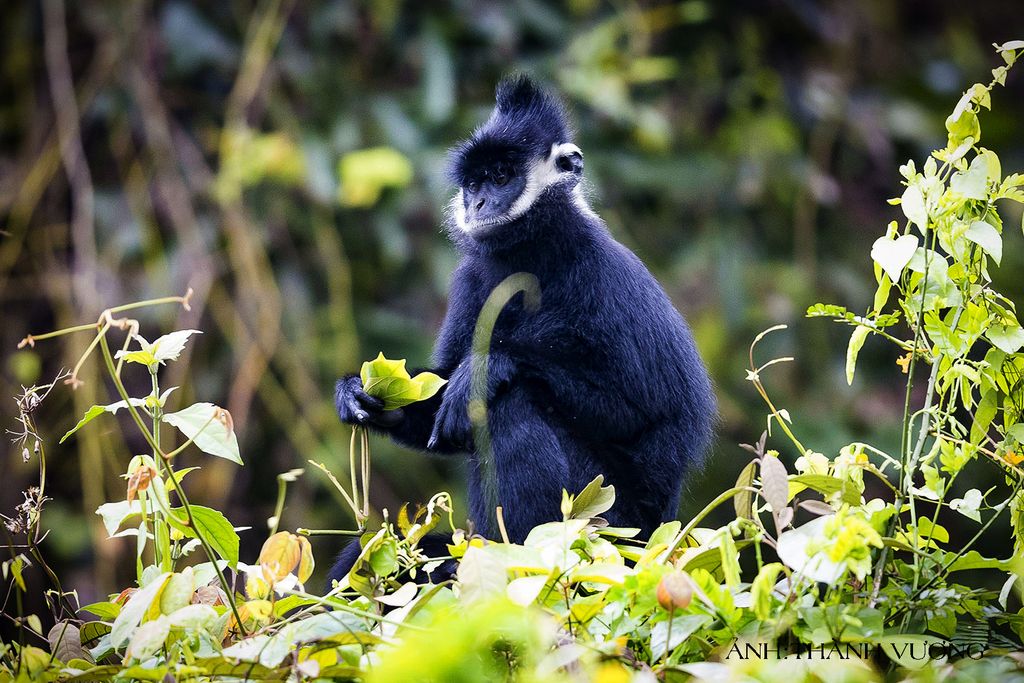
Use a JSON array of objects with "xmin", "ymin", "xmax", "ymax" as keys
[{"xmin": 2, "ymin": 0, "xmax": 1023, "ymax": 608}]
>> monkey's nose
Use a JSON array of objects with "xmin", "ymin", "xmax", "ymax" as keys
[{"xmin": 475, "ymin": 198, "xmax": 486, "ymax": 211}]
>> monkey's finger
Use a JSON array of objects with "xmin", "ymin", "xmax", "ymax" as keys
[
  {"xmin": 354, "ymin": 390, "xmax": 385, "ymax": 411},
  {"xmin": 346, "ymin": 396, "xmax": 369, "ymax": 423}
]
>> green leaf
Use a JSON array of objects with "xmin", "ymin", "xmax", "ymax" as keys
[
  {"xmin": 806, "ymin": 303, "xmax": 853, "ymax": 320},
  {"xmin": 165, "ymin": 604, "xmax": 217, "ymax": 630},
  {"xmin": 79, "ymin": 601, "xmax": 120, "ymax": 621},
  {"xmin": 359, "ymin": 353, "xmax": 447, "ymax": 410},
  {"xmin": 345, "ymin": 529, "xmax": 400, "ymax": 597},
  {"xmin": 789, "ymin": 474, "xmax": 861, "ymax": 505},
  {"xmin": 733, "ymin": 460, "xmax": 757, "ymax": 520},
  {"xmin": 870, "ymin": 234, "xmax": 918, "ymax": 282},
  {"xmin": 971, "ymin": 390, "xmax": 998, "ymax": 443},
  {"xmin": 178, "ymin": 505, "xmax": 239, "ymax": 568},
  {"xmin": 569, "ymin": 475, "xmax": 616, "ymax": 519},
  {"xmin": 988, "ymin": 323, "xmax": 1024, "ymax": 354},
  {"xmin": 339, "ymin": 147, "xmax": 413, "ymax": 208},
  {"xmin": 945, "ymin": 109, "xmax": 981, "ymax": 146},
  {"xmin": 924, "ymin": 312, "xmax": 967, "ymax": 357},
  {"xmin": 750, "ymin": 562, "xmax": 785, "ymax": 620},
  {"xmin": 965, "ymin": 220, "xmax": 1002, "ymax": 264},
  {"xmin": 79, "ymin": 621, "xmax": 110, "ymax": 650},
  {"xmin": 877, "ymin": 634, "xmax": 946, "ymax": 670},
  {"xmin": 645, "ymin": 521, "xmax": 681, "ymax": 551},
  {"xmin": 361, "ymin": 352, "xmax": 409, "ymax": 385},
  {"xmin": 60, "ymin": 405, "xmax": 107, "ymax": 443},
  {"xmin": 845, "ymin": 325, "xmax": 870, "ymax": 385},
  {"xmin": 413, "ymin": 371, "xmax": 447, "ymax": 402},
  {"xmin": 159, "ymin": 570, "xmax": 195, "ymax": 615},
  {"xmin": 369, "ymin": 537, "xmax": 398, "ymax": 576},
  {"xmin": 945, "ymin": 549, "xmax": 1009, "ymax": 573},
  {"xmin": 1008, "ymin": 423, "xmax": 1024, "ymax": 443},
  {"xmin": 162, "ymin": 402, "xmax": 242, "ymax": 464},
  {"xmin": 61, "ymin": 397, "xmax": 156, "ymax": 445}
]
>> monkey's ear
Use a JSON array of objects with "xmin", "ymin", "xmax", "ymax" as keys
[{"xmin": 553, "ymin": 142, "xmax": 583, "ymax": 176}]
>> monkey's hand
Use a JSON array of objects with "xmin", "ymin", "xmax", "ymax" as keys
[
  {"xmin": 428, "ymin": 362, "xmax": 473, "ymax": 451},
  {"xmin": 334, "ymin": 375, "xmax": 404, "ymax": 429}
]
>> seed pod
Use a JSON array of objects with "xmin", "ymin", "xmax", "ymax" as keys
[{"xmin": 657, "ymin": 571, "xmax": 693, "ymax": 612}]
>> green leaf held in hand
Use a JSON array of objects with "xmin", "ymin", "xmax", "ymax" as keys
[{"xmin": 359, "ymin": 352, "xmax": 447, "ymax": 410}]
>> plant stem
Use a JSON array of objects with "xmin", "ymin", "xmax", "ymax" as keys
[
  {"xmin": 349, "ymin": 427, "xmax": 361, "ymax": 523},
  {"xmin": 150, "ymin": 368, "xmax": 172, "ymax": 571},
  {"xmin": 98, "ymin": 334, "xmax": 246, "ymax": 634},
  {"xmin": 664, "ymin": 486, "xmax": 759, "ymax": 559},
  {"xmin": 269, "ymin": 476, "xmax": 287, "ymax": 536}
]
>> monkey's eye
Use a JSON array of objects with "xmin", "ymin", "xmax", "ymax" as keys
[
  {"xmin": 467, "ymin": 180, "xmax": 480, "ymax": 193},
  {"xmin": 492, "ymin": 169, "xmax": 509, "ymax": 186}
]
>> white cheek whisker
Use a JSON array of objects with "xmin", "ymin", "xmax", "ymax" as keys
[{"xmin": 453, "ymin": 141, "xmax": 584, "ymax": 234}]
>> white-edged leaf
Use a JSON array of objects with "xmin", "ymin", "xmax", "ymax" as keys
[
  {"xmin": 457, "ymin": 546, "xmax": 508, "ymax": 604},
  {"xmin": 165, "ymin": 604, "xmax": 217, "ymax": 630},
  {"xmin": 949, "ymin": 488, "xmax": 982, "ymax": 523},
  {"xmin": 375, "ymin": 581, "xmax": 418, "ymax": 607},
  {"xmin": 162, "ymin": 403, "xmax": 242, "ymax": 464},
  {"xmin": 950, "ymin": 155, "xmax": 989, "ymax": 200},
  {"xmin": 870, "ymin": 234, "xmax": 919, "ymax": 282},
  {"xmin": 105, "ymin": 397, "xmax": 148, "ymax": 415},
  {"xmin": 776, "ymin": 516, "xmax": 845, "ymax": 583},
  {"xmin": 965, "ymin": 220, "xmax": 1002, "ymax": 264},
  {"xmin": 125, "ymin": 615, "xmax": 170, "ymax": 660},
  {"xmin": 110, "ymin": 573, "xmax": 171, "ymax": 648},
  {"xmin": 900, "ymin": 185, "xmax": 928, "ymax": 229},
  {"xmin": 999, "ymin": 574, "xmax": 1018, "ymax": 609},
  {"xmin": 506, "ymin": 575, "xmax": 549, "ymax": 606},
  {"xmin": 150, "ymin": 330, "xmax": 201, "ymax": 363},
  {"xmin": 96, "ymin": 501, "xmax": 143, "ymax": 537}
]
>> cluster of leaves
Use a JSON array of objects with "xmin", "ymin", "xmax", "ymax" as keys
[{"xmin": 5, "ymin": 41, "xmax": 1024, "ymax": 683}]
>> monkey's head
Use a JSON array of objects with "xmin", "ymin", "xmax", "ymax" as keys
[{"xmin": 447, "ymin": 75, "xmax": 584, "ymax": 237}]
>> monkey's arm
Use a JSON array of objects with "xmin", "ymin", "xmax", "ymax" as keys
[
  {"xmin": 335, "ymin": 371, "xmax": 463, "ymax": 454},
  {"xmin": 334, "ymin": 262, "xmax": 486, "ymax": 453}
]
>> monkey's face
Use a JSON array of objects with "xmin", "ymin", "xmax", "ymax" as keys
[
  {"xmin": 461, "ymin": 161, "xmax": 528, "ymax": 228},
  {"xmin": 452, "ymin": 143, "xmax": 584, "ymax": 236}
]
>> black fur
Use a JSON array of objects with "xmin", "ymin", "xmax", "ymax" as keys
[{"xmin": 329, "ymin": 76, "xmax": 715, "ymax": 584}]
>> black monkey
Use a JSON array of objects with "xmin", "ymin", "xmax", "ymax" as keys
[{"xmin": 330, "ymin": 76, "xmax": 715, "ymax": 582}]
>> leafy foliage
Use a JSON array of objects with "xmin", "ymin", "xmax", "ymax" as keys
[{"xmin": 4, "ymin": 42, "xmax": 1024, "ymax": 683}]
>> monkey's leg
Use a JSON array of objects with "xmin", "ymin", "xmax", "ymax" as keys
[{"xmin": 476, "ymin": 386, "xmax": 571, "ymax": 543}]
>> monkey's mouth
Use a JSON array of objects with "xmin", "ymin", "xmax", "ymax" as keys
[{"xmin": 465, "ymin": 214, "xmax": 513, "ymax": 233}]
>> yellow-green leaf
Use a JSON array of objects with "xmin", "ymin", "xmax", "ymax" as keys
[{"xmin": 359, "ymin": 353, "xmax": 447, "ymax": 410}]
